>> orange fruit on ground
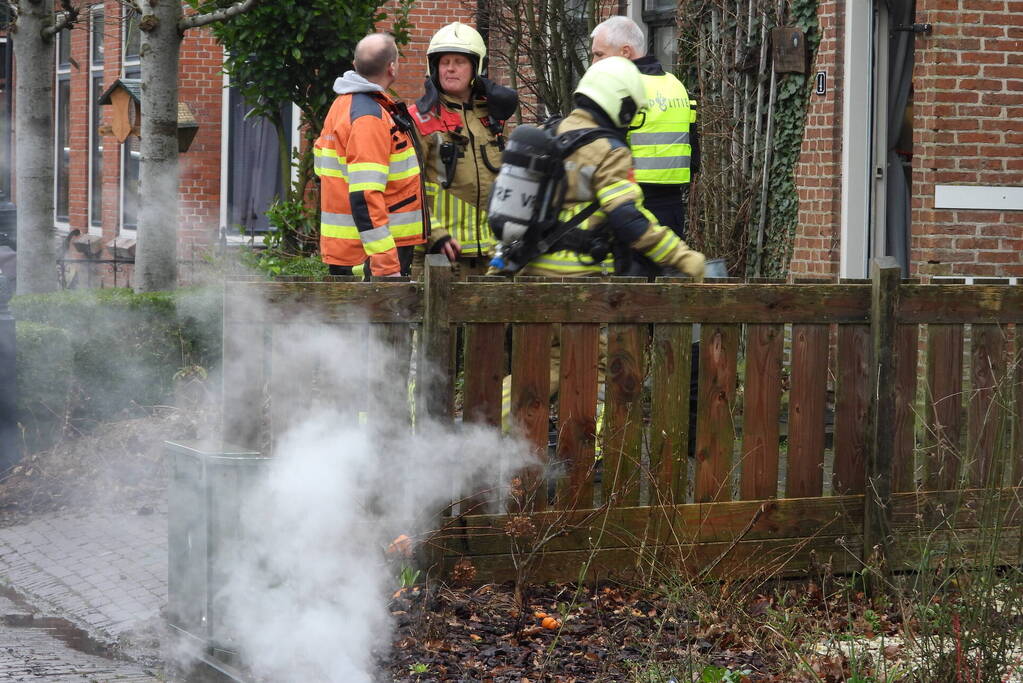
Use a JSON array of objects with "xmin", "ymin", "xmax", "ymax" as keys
[{"xmin": 540, "ymin": 616, "xmax": 560, "ymax": 630}]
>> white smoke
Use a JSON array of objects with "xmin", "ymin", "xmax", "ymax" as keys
[{"xmin": 213, "ymin": 320, "xmax": 532, "ymax": 682}]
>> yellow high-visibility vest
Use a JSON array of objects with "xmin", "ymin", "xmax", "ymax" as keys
[{"xmin": 628, "ymin": 73, "xmax": 696, "ymax": 185}]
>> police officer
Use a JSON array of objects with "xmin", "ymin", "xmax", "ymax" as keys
[
  {"xmin": 411, "ymin": 22, "xmax": 518, "ymax": 278},
  {"xmin": 590, "ymin": 16, "xmax": 698, "ymax": 279},
  {"xmin": 511, "ymin": 56, "xmax": 704, "ymax": 279}
]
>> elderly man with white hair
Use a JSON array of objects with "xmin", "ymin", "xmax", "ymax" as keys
[{"xmin": 590, "ymin": 16, "xmax": 699, "ymax": 280}]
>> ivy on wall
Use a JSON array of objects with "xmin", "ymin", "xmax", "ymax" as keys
[
  {"xmin": 758, "ymin": 0, "xmax": 821, "ymax": 278},
  {"xmin": 677, "ymin": 0, "xmax": 820, "ymax": 277}
]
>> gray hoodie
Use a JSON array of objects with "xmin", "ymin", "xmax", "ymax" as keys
[{"xmin": 333, "ymin": 70, "xmax": 385, "ymax": 95}]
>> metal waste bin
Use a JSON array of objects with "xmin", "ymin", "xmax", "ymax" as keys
[{"xmin": 166, "ymin": 440, "xmax": 268, "ymax": 668}]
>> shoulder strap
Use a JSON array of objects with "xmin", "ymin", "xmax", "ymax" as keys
[{"xmin": 550, "ymin": 126, "xmax": 620, "ymax": 158}]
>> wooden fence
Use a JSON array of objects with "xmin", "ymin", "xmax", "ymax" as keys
[{"xmin": 222, "ymin": 256, "xmax": 1023, "ymax": 584}]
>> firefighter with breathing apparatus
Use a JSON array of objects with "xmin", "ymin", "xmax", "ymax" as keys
[
  {"xmin": 489, "ymin": 56, "xmax": 705, "ymax": 432},
  {"xmin": 488, "ymin": 56, "xmax": 704, "ymax": 279},
  {"xmin": 410, "ymin": 22, "xmax": 519, "ymax": 277}
]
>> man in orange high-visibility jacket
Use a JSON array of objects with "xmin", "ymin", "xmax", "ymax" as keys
[{"xmin": 315, "ymin": 33, "xmax": 442, "ymax": 277}]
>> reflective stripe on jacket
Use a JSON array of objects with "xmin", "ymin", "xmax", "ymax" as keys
[
  {"xmin": 411, "ymin": 97, "xmax": 504, "ymax": 258},
  {"xmin": 628, "ymin": 72, "xmax": 695, "ymax": 185},
  {"xmin": 315, "ymin": 90, "xmax": 425, "ymax": 274}
]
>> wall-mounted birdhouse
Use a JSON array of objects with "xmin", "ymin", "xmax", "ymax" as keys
[{"xmin": 98, "ymin": 78, "xmax": 200, "ymax": 153}]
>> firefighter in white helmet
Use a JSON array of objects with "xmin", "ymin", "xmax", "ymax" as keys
[
  {"xmin": 492, "ymin": 56, "xmax": 704, "ymax": 279},
  {"xmin": 410, "ymin": 22, "xmax": 519, "ymax": 278},
  {"xmin": 493, "ymin": 56, "xmax": 705, "ymax": 435}
]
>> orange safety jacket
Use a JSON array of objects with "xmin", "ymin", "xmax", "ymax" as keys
[{"xmin": 314, "ymin": 72, "xmax": 426, "ymax": 275}]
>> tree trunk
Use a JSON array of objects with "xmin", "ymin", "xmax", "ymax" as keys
[
  {"xmin": 13, "ymin": 0, "xmax": 59, "ymax": 294},
  {"xmin": 134, "ymin": 0, "xmax": 183, "ymax": 292}
]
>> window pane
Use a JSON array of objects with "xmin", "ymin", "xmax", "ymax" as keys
[
  {"xmin": 58, "ymin": 28, "xmax": 70, "ymax": 66},
  {"xmin": 91, "ymin": 10, "xmax": 104, "ymax": 64},
  {"xmin": 124, "ymin": 10, "xmax": 140, "ymax": 61},
  {"xmin": 122, "ymin": 137, "xmax": 139, "ymax": 231},
  {"xmin": 653, "ymin": 25, "xmax": 678, "ymax": 72},
  {"xmin": 56, "ymin": 78, "xmax": 70, "ymax": 221},
  {"xmin": 646, "ymin": 0, "xmax": 678, "ymax": 10},
  {"xmin": 91, "ymin": 75, "xmax": 103, "ymax": 226}
]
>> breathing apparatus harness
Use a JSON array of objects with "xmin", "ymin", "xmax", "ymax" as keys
[{"xmin": 487, "ymin": 120, "xmax": 627, "ymax": 274}]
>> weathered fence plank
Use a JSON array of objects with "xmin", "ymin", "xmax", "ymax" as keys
[
  {"xmin": 444, "ymin": 526, "xmax": 1023, "ymax": 584},
  {"xmin": 439, "ymin": 488, "xmax": 1023, "ymax": 557},
  {"xmin": 834, "ymin": 322, "xmax": 870, "ymax": 494},
  {"xmin": 864, "ymin": 258, "xmax": 901, "ymax": 580},
  {"xmin": 900, "ymin": 285, "xmax": 1023, "ymax": 324},
  {"xmin": 1015, "ymin": 334, "xmax": 1023, "ymax": 486},
  {"xmin": 787, "ymin": 321, "xmax": 829, "ymax": 498},
  {"xmin": 463, "ymin": 323, "xmax": 505, "ymax": 427},
  {"xmin": 510, "ymin": 322, "xmax": 553, "ymax": 512},
  {"xmin": 448, "ymin": 282, "xmax": 872, "ymax": 324},
  {"xmin": 649, "ymin": 323, "xmax": 693, "ymax": 505},
  {"xmin": 556, "ymin": 323, "xmax": 600, "ymax": 509},
  {"xmin": 925, "ymin": 322, "xmax": 965, "ymax": 490},
  {"xmin": 739, "ymin": 323, "xmax": 784, "ymax": 500},
  {"xmin": 893, "ymin": 323, "xmax": 920, "ymax": 491},
  {"xmin": 224, "ymin": 279, "xmax": 422, "ymax": 324},
  {"xmin": 694, "ymin": 324, "xmax": 740, "ymax": 502},
  {"xmin": 968, "ymin": 322, "xmax": 1007, "ymax": 487},
  {"xmin": 418, "ymin": 257, "xmax": 455, "ymax": 423},
  {"xmin": 602, "ymin": 322, "xmax": 648, "ymax": 508}
]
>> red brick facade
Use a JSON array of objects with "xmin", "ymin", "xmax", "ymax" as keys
[
  {"xmin": 792, "ymin": 0, "xmax": 1023, "ymax": 280},
  {"xmin": 912, "ymin": 0, "xmax": 1023, "ymax": 278},
  {"xmin": 791, "ymin": 0, "xmax": 844, "ymax": 278},
  {"xmin": 52, "ymin": 0, "xmax": 481, "ymax": 279},
  {"xmin": 28, "ymin": 0, "xmax": 1023, "ymax": 284}
]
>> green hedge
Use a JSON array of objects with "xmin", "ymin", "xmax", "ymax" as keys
[
  {"xmin": 15, "ymin": 321, "xmax": 74, "ymax": 450},
  {"xmin": 12, "ymin": 287, "xmax": 222, "ymax": 451}
]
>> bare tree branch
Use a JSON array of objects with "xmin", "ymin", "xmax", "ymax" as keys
[
  {"xmin": 179, "ymin": 0, "xmax": 255, "ymax": 32},
  {"xmin": 42, "ymin": 10, "xmax": 70, "ymax": 37}
]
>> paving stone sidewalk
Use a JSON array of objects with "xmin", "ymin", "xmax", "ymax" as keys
[
  {"xmin": 0, "ymin": 595, "xmax": 160, "ymax": 681},
  {"xmin": 0, "ymin": 508, "xmax": 168, "ymax": 646}
]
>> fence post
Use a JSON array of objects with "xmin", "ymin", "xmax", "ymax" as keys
[
  {"xmin": 0, "ymin": 272, "xmax": 18, "ymax": 471},
  {"xmin": 864, "ymin": 257, "xmax": 901, "ymax": 593},
  {"xmin": 417, "ymin": 254, "xmax": 454, "ymax": 423}
]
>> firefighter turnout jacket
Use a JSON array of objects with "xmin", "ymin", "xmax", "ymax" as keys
[
  {"xmin": 314, "ymin": 71, "xmax": 426, "ymax": 276},
  {"xmin": 520, "ymin": 108, "xmax": 705, "ymax": 278},
  {"xmin": 411, "ymin": 95, "xmax": 505, "ymax": 259},
  {"xmin": 628, "ymin": 56, "xmax": 696, "ymax": 187}
]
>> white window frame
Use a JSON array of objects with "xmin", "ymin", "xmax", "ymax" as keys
[
  {"xmin": 219, "ymin": 65, "xmax": 299, "ymax": 245},
  {"xmin": 54, "ymin": 29, "xmax": 71, "ymax": 230},
  {"xmin": 119, "ymin": 7, "xmax": 141, "ymax": 236},
  {"xmin": 88, "ymin": 5, "xmax": 104, "ymax": 235},
  {"xmin": 840, "ymin": 0, "xmax": 885, "ymax": 278}
]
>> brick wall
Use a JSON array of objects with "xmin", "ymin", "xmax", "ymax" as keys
[
  {"xmin": 912, "ymin": 0, "xmax": 1023, "ymax": 278},
  {"xmin": 63, "ymin": 3, "xmax": 226, "ymax": 269},
  {"xmin": 790, "ymin": 0, "xmax": 844, "ymax": 279},
  {"xmin": 176, "ymin": 27, "xmax": 224, "ymax": 250}
]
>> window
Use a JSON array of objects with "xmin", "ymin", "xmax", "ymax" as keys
[
  {"xmin": 55, "ymin": 29, "xmax": 71, "ymax": 224},
  {"xmin": 643, "ymin": 0, "xmax": 678, "ymax": 72},
  {"xmin": 89, "ymin": 7, "xmax": 104, "ymax": 231},
  {"xmin": 121, "ymin": 8, "xmax": 140, "ymax": 233},
  {"xmin": 226, "ymin": 86, "xmax": 290, "ymax": 235}
]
